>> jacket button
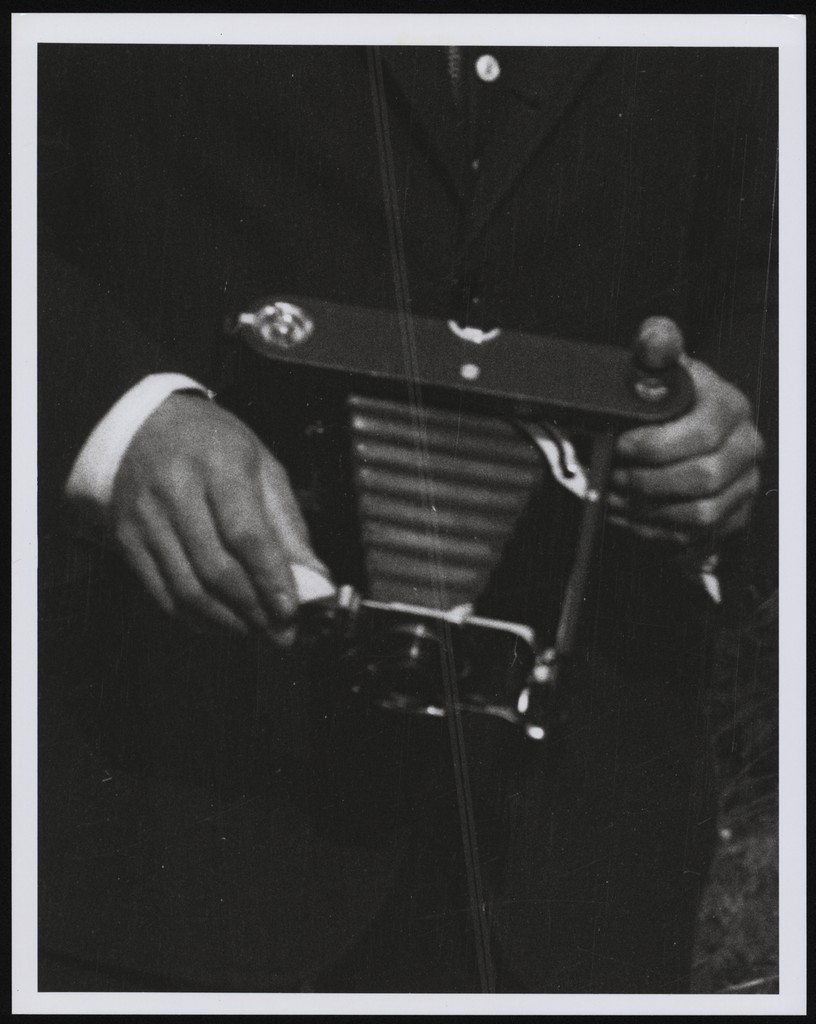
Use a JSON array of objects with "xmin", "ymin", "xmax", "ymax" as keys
[{"xmin": 475, "ymin": 54, "xmax": 501, "ymax": 83}]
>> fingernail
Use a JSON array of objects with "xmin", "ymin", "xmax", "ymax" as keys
[
  {"xmin": 634, "ymin": 316, "xmax": 684, "ymax": 370},
  {"xmin": 269, "ymin": 625, "xmax": 297, "ymax": 649},
  {"xmin": 273, "ymin": 590, "xmax": 297, "ymax": 620}
]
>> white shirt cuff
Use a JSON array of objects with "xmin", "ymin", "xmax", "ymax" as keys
[{"xmin": 65, "ymin": 373, "xmax": 214, "ymax": 510}]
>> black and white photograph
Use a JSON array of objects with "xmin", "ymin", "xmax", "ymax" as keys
[{"xmin": 12, "ymin": 12, "xmax": 805, "ymax": 1014}]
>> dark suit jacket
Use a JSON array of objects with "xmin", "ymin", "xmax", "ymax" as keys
[{"xmin": 38, "ymin": 46, "xmax": 777, "ymax": 992}]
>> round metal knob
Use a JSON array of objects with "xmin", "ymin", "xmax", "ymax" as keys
[
  {"xmin": 242, "ymin": 301, "xmax": 314, "ymax": 350},
  {"xmin": 631, "ymin": 317, "xmax": 685, "ymax": 404}
]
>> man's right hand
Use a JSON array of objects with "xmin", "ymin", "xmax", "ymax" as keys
[{"xmin": 109, "ymin": 393, "xmax": 328, "ymax": 646}]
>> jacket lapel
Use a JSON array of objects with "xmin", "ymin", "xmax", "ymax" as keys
[
  {"xmin": 377, "ymin": 46, "xmax": 471, "ymax": 193},
  {"xmin": 377, "ymin": 47, "xmax": 608, "ymax": 247},
  {"xmin": 463, "ymin": 48, "xmax": 607, "ymax": 252}
]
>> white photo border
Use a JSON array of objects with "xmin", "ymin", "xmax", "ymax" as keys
[{"xmin": 12, "ymin": 12, "xmax": 806, "ymax": 1016}]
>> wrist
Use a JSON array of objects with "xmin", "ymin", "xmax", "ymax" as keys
[{"xmin": 65, "ymin": 373, "xmax": 215, "ymax": 516}]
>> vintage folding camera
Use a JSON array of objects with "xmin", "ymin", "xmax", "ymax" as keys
[{"xmin": 220, "ymin": 297, "xmax": 693, "ymax": 742}]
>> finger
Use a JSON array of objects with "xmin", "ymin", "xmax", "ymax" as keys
[
  {"xmin": 616, "ymin": 361, "xmax": 751, "ymax": 466},
  {"xmin": 633, "ymin": 316, "xmax": 685, "ymax": 370},
  {"xmin": 205, "ymin": 454, "xmax": 330, "ymax": 626},
  {"xmin": 611, "ymin": 419, "xmax": 762, "ymax": 501},
  {"xmin": 137, "ymin": 504, "xmax": 250, "ymax": 634},
  {"xmin": 158, "ymin": 489, "xmax": 301, "ymax": 646},
  {"xmin": 258, "ymin": 456, "xmax": 328, "ymax": 572},
  {"xmin": 116, "ymin": 520, "xmax": 179, "ymax": 618},
  {"xmin": 162, "ymin": 489, "xmax": 274, "ymax": 632},
  {"xmin": 204, "ymin": 468, "xmax": 300, "ymax": 626},
  {"xmin": 252, "ymin": 455, "xmax": 331, "ymax": 610},
  {"xmin": 628, "ymin": 465, "xmax": 761, "ymax": 533}
]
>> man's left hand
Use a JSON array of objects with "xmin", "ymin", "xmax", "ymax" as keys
[{"xmin": 608, "ymin": 318, "xmax": 765, "ymax": 542}]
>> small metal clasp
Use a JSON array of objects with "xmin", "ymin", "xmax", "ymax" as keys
[
  {"xmin": 447, "ymin": 320, "xmax": 502, "ymax": 345},
  {"xmin": 514, "ymin": 421, "xmax": 598, "ymax": 503},
  {"xmin": 235, "ymin": 301, "xmax": 314, "ymax": 349}
]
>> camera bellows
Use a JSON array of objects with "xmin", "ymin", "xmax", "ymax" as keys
[{"xmin": 347, "ymin": 395, "xmax": 544, "ymax": 610}]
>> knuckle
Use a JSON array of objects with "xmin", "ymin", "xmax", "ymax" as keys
[
  {"xmin": 223, "ymin": 517, "xmax": 265, "ymax": 555},
  {"xmin": 204, "ymin": 555, "xmax": 246, "ymax": 596},
  {"xmin": 695, "ymin": 421, "xmax": 723, "ymax": 454},
  {"xmin": 694, "ymin": 456, "xmax": 723, "ymax": 495},
  {"xmin": 691, "ymin": 498, "xmax": 719, "ymax": 528},
  {"xmin": 729, "ymin": 387, "xmax": 752, "ymax": 419}
]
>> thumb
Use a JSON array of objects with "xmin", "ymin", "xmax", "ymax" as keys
[{"xmin": 633, "ymin": 316, "xmax": 686, "ymax": 371}]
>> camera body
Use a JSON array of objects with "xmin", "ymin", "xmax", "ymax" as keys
[{"xmin": 220, "ymin": 297, "xmax": 693, "ymax": 740}]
